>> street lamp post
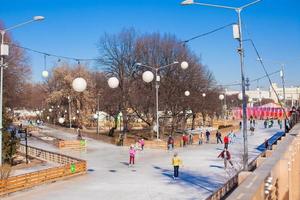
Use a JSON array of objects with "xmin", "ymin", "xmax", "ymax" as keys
[
  {"xmin": 67, "ymin": 96, "xmax": 72, "ymax": 128},
  {"xmin": 107, "ymin": 61, "xmax": 188, "ymax": 140},
  {"xmin": 0, "ymin": 16, "xmax": 44, "ymax": 165},
  {"xmin": 181, "ymin": 0, "xmax": 261, "ymax": 170},
  {"xmin": 136, "ymin": 61, "xmax": 188, "ymax": 140},
  {"xmin": 72, "ymin": 77, "xmax": 87, "ymax": 130},
  {"xmin": 280, "ymin": 65, "xmax": 286, "ymax": 133}
]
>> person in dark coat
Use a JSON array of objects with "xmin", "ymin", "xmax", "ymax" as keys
[
  {"xmin": 218, "ymin": 148, "xmax": 233, "ymax": 169},
  {"xmin": 205, "ymin": 130, "xmax": 210, "ymax": 143},
  {"xmin": 216, "ymin": 130, "xmax": 223, "ymax": 144}
]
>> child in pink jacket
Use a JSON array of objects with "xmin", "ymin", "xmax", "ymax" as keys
[{"xmin": 129, "ymin": 145, "xmax": 136, "ymax": 166}]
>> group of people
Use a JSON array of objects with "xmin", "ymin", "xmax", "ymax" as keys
[
  {"xmin": 263, "ymin": 118, "xmax": 283, "ymax": 129},
  {"xmin": 128, "ymin": 129, "xmax": 238, "ymax": 178}
]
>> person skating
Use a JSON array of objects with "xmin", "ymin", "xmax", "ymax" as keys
[
  {"xmin": 129, "ymin": 145, "xmax": 136, "ymax": 167},
  {"xmin": 189, "ymin": 133, "xmax": 193, "ymax": 145},
  {"xmin": 264, "ymin": 119, "xmax": 268, "ymax": 128},
  {"xmin": 167, "ymin": 135, "xmax": 174, "ymax": 150},
  {"xmin": 264, "ymin": 139, "xmax": 269, "ymax": 150},
  {"xmin": 278, "ymin": 119, "xmax": 282, "ymax": 129},
  {"xmin": 250, "ymin": 126, "xmax": 255, "ymax": 135},
  {"xmin": 224, "ymin": 135, "xmax": 229, "ymax": 149},
  {"xmin": 139, "ymin": 139, "xmax": 145, "ymax": 150},
  {"xmin": 216, "ymin": 130, "xmax": 223, "ymax": 144},
  {"xmin": 218, "ymin": 148, "xmax": 233, "ymax": 169},
  {"xmin": 205, "ymin": 130, "xmax": 210, "ymax": 143},
  {"xmin": 198, "ymin": 131, "xmax": 204, "ymax": 145},
  {"xmin": 172, "ymin": 152, "xmax": 183, "ymax": 179},
  {"xmin": 182, "ymin": 134, "xmax": 188, "ymax": 147},
  {"xmin": 228, "ymin": 130, "xmax": 236, "ymax": 143}
]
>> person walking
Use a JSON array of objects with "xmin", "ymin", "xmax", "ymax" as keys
[
  {"xmin": 172, "ymin": 152, "xmax": 183, "ymax": 179},
  {"xmin": 129, "ymin": 145, "xmax": 136, "ymax": 167},
  {"xmin": 167, "ymin": 135, "xmax": 174, "ymax": 151},
  {"xmin": 218, "ymin": 148, "xmax": 233, "ymax": 169},
  {"xmin": 224, "ymin": 135, "xmax": 229, "ymax": 149},
  {"xmin": 205, "ymin": 130, "xmax": 210, "ymax": 143},
  {"xmin": 216, "ymin": 130, "xmax": 223, "ymax": 144}
]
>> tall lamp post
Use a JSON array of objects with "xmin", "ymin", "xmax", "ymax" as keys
[
  {"xmin": 280, "ymin": 65, "xmax": 286, "ymax": 133},
  {"xmin": 67, "ymin": 96, "xmax": 72, "ymax": 128},
  {"xmin": 72, "ymin": 77, "xmax": 87, "ymax": 130},
  {"xmin": 0, "ymin": 16, "xmax": 44, "ymax": 165},
  {"xmin": 107, "ymin": 61, "xmax": 188, "ymax": 140},
  {"xmin": 137, "ymin": 61, "xmax": 188, "ymax": 140},
  {"xmin": 219, "ymin": 94, "xmax": 225, "ymax": 119},
  {"xmin": 181, "ymin": 0, "xmax": 262, "ymax": 170}
]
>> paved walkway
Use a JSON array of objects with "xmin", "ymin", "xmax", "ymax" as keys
[{"xmin": 4, "ymin": 121, "xmax": 282, "ymax": 200}]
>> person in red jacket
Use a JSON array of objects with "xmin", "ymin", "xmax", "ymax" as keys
[
  {"xmin": 224, "ymin": 135, "xmax": 229, "ymax": 149},
  {"xmin": 218, "ymin": 148, "xmax": 233, "ymax": 169}
]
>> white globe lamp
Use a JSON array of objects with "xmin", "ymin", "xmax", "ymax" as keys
[
  {"xmin": 58, "ymin": 117, "xmax": 65, "ymax": 124},
  {"xmin": 46, "ymin": 116, "xmax": 50, "ymax": 120},
  {"xmin": 42, "ymin": 70, "xmax": 49, "ymax": 78},
  {"xmin": 202, "ymin": 93, "xmax": 206, "ymax": 97},
  {"xmin": 184, "ymin": 90, "xmax": 190, "ymax": 97},
  {"xmin": 142, "ymin": 71, "xmax": 154, "ymax": 83},
  {"xmin": 72, "ymin": 77, "xmax": 87, "ymax": 92},
  {"xmin": 93, "ymin": 114, "xmax": 98, "ymax": 119},
  {"xmin": 181, "ymin": 61, "xmax": 188, "ymax": 70},
  {"xmin": 219, "ymin": 94, "xmax": 225, "ymax": 100},
  {"xmin": 108, "ymin": 77, "xmax": 119, "ymax": 89}
]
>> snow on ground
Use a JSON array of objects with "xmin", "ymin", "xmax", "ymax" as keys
[{"xmin": 4, "ymin": 121, "xmax": 282, "ymax": 200}]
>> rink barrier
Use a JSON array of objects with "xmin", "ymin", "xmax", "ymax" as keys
[
  {"xmin": 205, "ymin": 129, "xmax": 288, "ymax": 200},
  {"xmin": 56, "ymin": 139, "xmax": 87, "ymax": 149},
  {"xmin": 0, "ymin": 144, "xmax": 86, "ymax": 196}
]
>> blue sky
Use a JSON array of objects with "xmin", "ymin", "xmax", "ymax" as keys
[{"xmin": 1, "ymin": 0, "xmax": 299, "ymax": 90}]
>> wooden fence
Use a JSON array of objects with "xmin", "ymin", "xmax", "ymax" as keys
[
  {"xmin": 56, "ymin": 140, "xmax": 87, "ymax": 149},
  {"xmin": 0, "ymin": 145, "xmax": 87, "ymax": 196}
]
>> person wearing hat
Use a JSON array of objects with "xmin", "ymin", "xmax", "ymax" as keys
[
  {"xmin": 172, "ymin": 152, "xmax": 183, "ymax": 179},
  {"xmin": 218, "ymin": 148, "xmax": 233, "ymax": 169},
  {"xmin": 129, "ymin": 145, "xmax": 136, "ymax": 167}
]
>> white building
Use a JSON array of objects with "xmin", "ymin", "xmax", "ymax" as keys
[{"xmin": 226, "ymin": 83, "xmax": 300, "ymax": 106}]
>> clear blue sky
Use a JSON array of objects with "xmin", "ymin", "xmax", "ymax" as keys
[{"xmin": 1, "ymin": 0, "xmax": 299, "ymax": 90}]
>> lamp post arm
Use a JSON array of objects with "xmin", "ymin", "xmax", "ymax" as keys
[
  {"xmin": 2, "ymin": 19, "xmax": 37, "ymax": 32},
  {"xmin": 193, "ymin": 2, "xmax": 237, "ymax": 10},
  {"xmin": 136, "ymin": 64, "xmax": 156, "ymax": 71},
  {"xmin": 239, "ymin": 0, "xmax": 262, "ymax": 10},
  {"xmin": 157, "ymin": 62, "xmax": 179, "ymax": 71}
]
